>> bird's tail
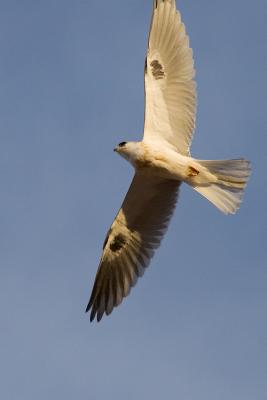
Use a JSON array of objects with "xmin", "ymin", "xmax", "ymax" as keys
[{"xmin": 191, "ymin": 159, "xmax": 251, "ymax": 214}]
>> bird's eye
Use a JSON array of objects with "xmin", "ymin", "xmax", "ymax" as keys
[{"xmin": 118, "ymin": 142, "xmax": 127, "ymax": 147}]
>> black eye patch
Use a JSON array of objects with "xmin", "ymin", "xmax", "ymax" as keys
[{"xmin": 118, "ymin": 142, "xmax": 127, "ymax": 147}]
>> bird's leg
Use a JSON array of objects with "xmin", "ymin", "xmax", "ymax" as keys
[{"xmin": 188, "ymin": 166, "xmax": 199, "ymax": 177}]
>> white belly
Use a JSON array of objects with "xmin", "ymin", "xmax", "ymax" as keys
[{"xmin": 133, "ymin": 143, "xmax": 194, "ymax": 181}]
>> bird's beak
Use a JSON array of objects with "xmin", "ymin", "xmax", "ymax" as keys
[{"xmin": 114, "ymin": 147, "xmax": 118, "ymax": 152}]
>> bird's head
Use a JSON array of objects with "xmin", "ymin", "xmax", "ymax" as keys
[
  {"xmin": 114, "ymin": 142, "xmax": 130, "ymax": 161},
  {"xmin": 114, "ymin": 141, "xmax": 128, "ymax": 153},
  {"xmin": 114, "ymin": 141, "xmax": 139, "ymax": 163}
]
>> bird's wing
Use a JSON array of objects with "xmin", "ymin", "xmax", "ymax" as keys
[
  {"xmin": 86, "ymin": 173, "xmax": 180, "ymax": 322},
  {"xmin": 144, "ymin": 0, "xmax": 196, "ymax": 155}
]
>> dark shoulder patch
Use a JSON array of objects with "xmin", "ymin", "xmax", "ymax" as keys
[
  {"xmin": 150, "ymin": 60, "xmax": 165, "ymax": 80},
  {"xmin": 110, "ymin": 234, "xmax": 126, "ymax": 253}
]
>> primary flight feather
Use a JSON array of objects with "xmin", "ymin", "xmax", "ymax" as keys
[{"xmin": 86, "ymin": 0, "xmax": 251, "ymax": 322}]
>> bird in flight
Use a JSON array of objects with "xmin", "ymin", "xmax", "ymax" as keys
[{"xmin": 86, "ymin": 0, "xmax": 251, "ymax": 322}]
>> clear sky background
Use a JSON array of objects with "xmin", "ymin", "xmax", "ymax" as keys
[{"xmin": 0, "ymin": 1, "xmax": 266, "ymax": 399}]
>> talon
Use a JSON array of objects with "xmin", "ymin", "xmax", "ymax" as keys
[{"xmin": 188, "ymin": 166, "xmax": 199, "ymax": 177}]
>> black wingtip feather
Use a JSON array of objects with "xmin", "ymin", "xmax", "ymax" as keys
[
  {"xmin": 90, "ymin": 312, "xmax": 95, "ymax": 323},
  {"xmin": 90, "ymin": 304, "xmax": 98, "ymax": 322},
  {"xmin": 97, "ymin": 312, "xmax": 104, "ymax": 323},
  {"xmin": 85, "ymin": 295, "xmax": 94, "ymax": 313}
]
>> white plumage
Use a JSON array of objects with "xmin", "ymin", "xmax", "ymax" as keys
[
  {"xmin": 145, "ymin": 0, "xmax": 196, "ymax": 154},
  {"xmin": 86, "ymin": 0, "xmax": 251, "ymax": 322}
]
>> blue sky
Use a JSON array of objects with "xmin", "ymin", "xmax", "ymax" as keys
[{"xmin": 0, "ymin": 0, "xmax": 266, "ymax": 399}]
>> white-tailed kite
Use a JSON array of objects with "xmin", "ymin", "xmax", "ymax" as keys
[{"xmin": 86, "ymin": 0, "xmax": 251, "ymax": 322}]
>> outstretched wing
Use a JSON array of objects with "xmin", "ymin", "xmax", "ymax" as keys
[
  {"xmin": 86, "ymin": 174, "xmax": 180, "ymax": 322},
  {"xmin": 144, "ymin": 0, "xmax": 196, "ymax": 155}
]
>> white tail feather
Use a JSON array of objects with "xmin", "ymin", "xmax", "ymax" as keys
[{"xmin": 192, "ymin": 159, "xmax": 251, "ymax": 214}]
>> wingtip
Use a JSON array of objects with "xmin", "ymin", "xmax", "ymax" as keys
[
  {"xmin": 153, "ymin": 0, "xmax": 176, "ymax": 9},
  {"xmin": 85, "ymin": 301, "xmax": 96, "ymax": 323},
  {"xmin": 90, "ymin": 313, "xmax": 95, "ymax": 323},
  {"xmin": 89, "ymin": 308, "xmax": 96, "ymax": 322},
  {"xmin": 97, "ymin": 313, "xmax": 104, "ymax": 323},
  {"xmin": 85, "ymin": 299, "xmax": 92, "ymax": 313}
]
